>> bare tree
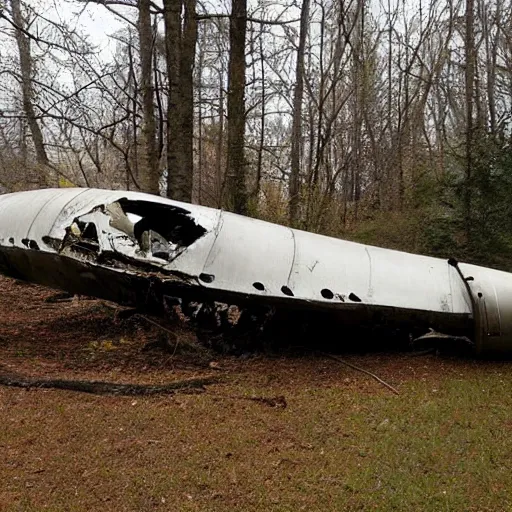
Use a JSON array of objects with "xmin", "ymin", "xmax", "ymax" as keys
[
  {"xmin": 288, "ymin": 0, "xmax": 310, "ymax": 225},
  {"xmin": 226, "ymin": 0, "xmax": 248, "ymax": 214},
  {"xmin": 10, "ymin": 0, "xmax": 51, "ymax": 184},
  {"xmin": 464, "ymin": 0, "xmax": 475, "ymax": 242},
  {"xmin": 137, "ymin": 0, "xmax": 159, "ymax": 193},
  {"xmin": 164, "ymin": 0, "xmax": 196, "ymax": 202},
  {"xmin": 179, "ymin": 0, "xmax": 197, "ymax": 200}
]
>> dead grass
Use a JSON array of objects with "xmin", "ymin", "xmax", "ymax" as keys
[{"xmin": 1, "ymin": 276, "xmax": 512, "ymax": 511}]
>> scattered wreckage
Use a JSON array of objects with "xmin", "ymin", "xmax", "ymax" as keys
[{"xmin": 0, "ymin": 187, "xmax": 511, "ymax": 355}]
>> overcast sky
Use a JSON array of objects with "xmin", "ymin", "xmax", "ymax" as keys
[{"xmin": 41, "ymin": 0, "xmax": 132, "ymax": 59}]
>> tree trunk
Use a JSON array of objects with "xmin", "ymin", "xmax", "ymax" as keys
[
  {"xmin": 163, "ymin": 0, "xmax": 183, "ymax": 201},
  {"xmin": 163, "ymin": 0, "xmax": 196, "ymax": 202},
  {"xmin": 254, "ymin": 22, "xmax": 265, "ymax": 204},
  {"xmin": 197, "ymin": 26, "xmax": 204, "ymax": 204},
  {"xmin": 289, "ymin": 0, "xmax": 310, "ymax": 225},
  {"xmin": 11, "ymin": 0, "xmax": 51, "ymax": 184},
  {"xmin": 137, "ymin": 0, "xmax": 159, "ymax": 194},
  {"xmin": 127, "ymin": 37, "xmax": 139, "ymax": 188},
  {"xmin": 216, "ymin": 67, "xmax": 225, "ymax": 207},
  {"xmin": 226, "ymin": 0, "xmax": 248, "ymax": 214},
  {"xmin": 179, "ymin": 0, "xmax": 197, "ymax": 203},
  {"xmin": 483, "ymin": 1, "xmax": 498, "ymax": 135},
  {"xmin": 352, "ymin": 0, "xmax": 364, "ymax": 218},
  {"xmin": 464, "ymin": 0, "xmax": 475, "ymax": 244}
]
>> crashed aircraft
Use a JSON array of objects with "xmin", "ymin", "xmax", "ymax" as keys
[{"xmin": 0, "ymin": 187, "xmax": 511, "ymax": 355}]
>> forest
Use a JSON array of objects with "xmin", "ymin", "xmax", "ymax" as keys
[{"xmin": 1, "ymin": 0, "xmax": 512, "ymax": 268}]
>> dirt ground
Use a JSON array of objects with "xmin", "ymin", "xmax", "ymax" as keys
[{"xmin": 1, "ymin": 275, "xmax": 512, "ymax": 511}]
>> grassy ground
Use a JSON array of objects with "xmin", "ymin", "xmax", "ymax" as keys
[{"xmin": 1, "ymin": 276, "xmax": 511, "ymax": 511}]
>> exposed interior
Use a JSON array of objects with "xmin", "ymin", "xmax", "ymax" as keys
[
  {"xmin": 60, "ymin": 198, "xmax": 207, "ymax": 264},
  {"xmin": 118, "ymin": 198, "xmax": 207, "ymax": 251}
]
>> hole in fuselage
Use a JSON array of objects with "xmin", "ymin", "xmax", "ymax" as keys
[
  {"xmin": 253, "ymin": 282, "xmax": 265, "ymax": 291},
  {"xmin": 281, "ymin": 285, "xmax": 294, "ymax": 297},
  {"xmin": 21, "ymin": 238, "xmax": 40, "ymax": 250},
  {"xmin": 199, "ymin": 273, "xmax": 215, "ymax": 284},
  {"xmin": 117, "ymin": 198, "xmax": 207, "ymax": 248},
  {"xmin": 69, "ymin": 221, "xmax": 100, "ymax": 254},
  {"xmin": 321, "ymin": 288, "xmax": 334, "ymax": 299},
  {"xmin": 108, "ymin": 198, "xmax": 208, "ymax": 263},
  {"xmin": 81, "ymin": 222, "xmax": 98, "ymax": 242},
  {"xmin": 349, "ymin": 293, "xmax": 362, "ymax": 302}
]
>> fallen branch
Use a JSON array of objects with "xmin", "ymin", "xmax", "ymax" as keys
[
  {"xmin": 0, "ymin": 372, "xmax": 219, "ymax": 396},
  {"xmin": 135, "ymin": 314, "xmax": 179, "ymax": 341},
  {"xmin": 320, "ymin": 352, "xmax": 399, "ymax": 395},
  {"xmin": 109, "ymin": 309, "xmax": 181, "ymax": 356},
  {"xmin": 138, "ymin": 315, "xmax": 183, "ymax": 360}
]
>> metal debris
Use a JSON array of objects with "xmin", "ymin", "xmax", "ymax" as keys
[{"xmin": 0, "ymin": 188, "xmax": 511, "ymax": 355}]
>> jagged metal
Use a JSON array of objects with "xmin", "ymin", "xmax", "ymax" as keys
[{"xmin": 0, "ymin": 188, "xmax": 510, "ymax": 355}]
